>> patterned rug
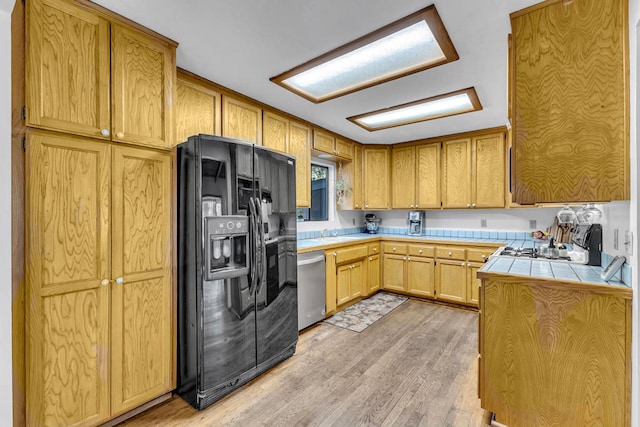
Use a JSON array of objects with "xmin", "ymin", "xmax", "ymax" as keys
[{"xmin": 323, "ymin": 292, "xmax": 408, "ymax": 333}]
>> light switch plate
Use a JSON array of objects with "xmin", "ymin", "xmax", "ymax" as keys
[
  {"xmin": 481, "ymin": 219, "xmax": 487, "ymax": 228},
  {"xmin": 625, "ymin": 230, "xmax": 633, "ymax": 255},
  {"xmin": 613, "ymin": 229, "xmax": 619, "ymax": 250},
  {"xmin": 529, "ymin": 220, "xmax": 537, "ymax": 229}
]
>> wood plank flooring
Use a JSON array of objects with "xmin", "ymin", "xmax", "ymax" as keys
[{"xmin": 121, "ymin": 299, "xmax": 492, "ymax": 427}]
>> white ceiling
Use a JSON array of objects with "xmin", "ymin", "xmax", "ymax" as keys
[{"xmin": 94, "ymin": 0, "xmax": 541, "ymax": 144}]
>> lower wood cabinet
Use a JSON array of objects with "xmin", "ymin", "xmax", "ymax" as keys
[
  {"xmin": 364, "ymin": 243, "xmax": 381, "ymax": 296},
  {"xmin": 337, "ymin": 261, "xmax": 363, "ymax": 305},
  {"xmin": 382, "ymin": 253, "xmax": 406, "ymax": 292},
  {"xmin": 467, "ymin": 262, "xmax": 484, "ymax": 306},
  {"xmin": 407, "ymin": 256, "xmax": 436, "ymax": 298},
  {"xmin": 382, "ymin": 243, "xmax": 436, "ymax": 297},
  {"xmin": 25, "ymin": 131, "xmax": 173, "ymax": 426},
  {"xmin": 325, "ymin": 245, "xmax": 368, "ymax": 315},
  {"xmin": 435, "ymin": 259, "xmax": 468, "ymax": 303}
]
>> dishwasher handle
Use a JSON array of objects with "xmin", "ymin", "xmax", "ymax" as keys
[{"xmin": 297, "ymin": 255, "xmax": 325, "ymax": 266}]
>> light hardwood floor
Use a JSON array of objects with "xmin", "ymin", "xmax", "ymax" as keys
[{"xmin": 122, "ymin": 299, "xmax": 491, "ymax": 426}]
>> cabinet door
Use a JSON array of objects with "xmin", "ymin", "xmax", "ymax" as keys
[
  {"xmin": 336, "ymin": 265, "xmax": 351, "ymax": 306},
  {"xmin": 383, "ymin": 254, "xmax": 405, "ymax": 292},
  {"xmin": 416, "ymin": 143, "xmax": 441, "ymax": 208},
  {"xmin": 26, "ymin": 0, "xmax": 111, "ymax": 139},
  {"xmin": 391, "ymin": 146, "xmax": 416, "ymax": 208},
  {"xmin": 111, "ymin": 23, "xmax": 175, "ymax": 149},
  {"xmin": 363, "ymin": 146, "xmax": 390, "ymax": 209},
  {"xmin": 442, "ymin": 138, "xmax": 472, "ymax": 208},
  {"xmin": 367, "ymin": 254, "xmax": 381, "ymax": 295},
  {"xmin": 111, "ymin": 146, "xmax": 172, "ymax": 414},
  {"xmin": 176, "ymin": 75, "xmax": 221, "ymax": 143},
  {"xmin": 511, "ymin": 0, "xmax": 627, "ymax": 203},
  {"xmin": 313, "ymin": 130, "xmax": 334, "ymax": 155},
  {"xmin": 467, "ymin": 262, "xmax": 483, "ymax": 306},
  {"xmin": 335, "ymin": 138, "xmax": 353, "ymax": 160},
  {"xmin": 353, "ymin": 144, "xmax": 363, "ymax": 209},
  {"xmin": 350, "ymin": 262, "xmax": 363, "ymax": 299},
  {"xmin": 263, "ymin": 111, "xmax": 289, "ymax": 153},
  {"xmin": 278, "ymin": 251, "xmax": 286, "ymax": 287},
  {"xmin": 26, "ymin": 132, "xmax": 111, "ymax": 427},
  {"xmin": 408, "ymin": 256, "xmax": 435, "ymax": 298},
  {"xmin": 474, "ymin": 133, "xmax": 505, "ymax": 208},
  {"xmin": 286, "ymin": 252, "xmax": 296, "ymax": 284},
  {"xmin": 288, "ymin": 120, "xmax": 311, "ymax": 208},
  {"xmin": 222, "ymin": 95, "xmax": 263, "ymax": 144},
  {"xmin": 436, "ymin": 259, "xmax": 467, "ymax": 303}
]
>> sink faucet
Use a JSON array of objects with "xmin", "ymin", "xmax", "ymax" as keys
[{"xmin": 320, "ymin": 228, "xmax": 327, "ymax": 239}]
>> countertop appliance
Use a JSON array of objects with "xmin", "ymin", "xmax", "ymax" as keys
[
  {"xmin": 297, "ymin": 251, "xmax": 326, "ymax": 331},
  {"xmin": 365, "ymin": 213, "xmax": 381, "ymax": 234},
  {"xmin": 408, "ymin": 211, "xmax": 425, "ymax": 235},
  {"xmin": 177, "ymin": 134, "xmax": 298, "ymax": 410},
  {"xmin": 571, "ymin": 223, "xmax": 602, "ymax": 266}
]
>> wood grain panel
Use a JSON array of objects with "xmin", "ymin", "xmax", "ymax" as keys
[
  {"xmin": 111, "ymin": 23, "xmax": 175, "ymax": 149},
  {"xmin": 222, "ymin": 95, "xmax": 262, "ymax": 144},
  {"xmin": 363, "ymin": 146, "xmax": 390, "ymax": 209},
  {"xmin": 366, "ymin": 254, "xmax": 380, "ymax": 295},
  {"xmin": 335, "ymin": 138, "xmax": 353, "ymax": 160},
  {"xmin": 111, "ymin": 146, "xmax": 172, "ymax": 415},
  {"xmin": 26, "ymin": 0, "xmax": 110, "ymax": 138},
  {"xmin": 350, "ymin": 262, "xmax": 363, "ymax": 299},
  {"xmin": 352, "ymin": 144, "xmax": 363, "ymax": 209},
  {"xmin": 436, "ymin": 260, "xmax": 466, "ymax": 303},
  {"xmin": 416, "ymin": 143, "xmax": 441, "ymax": 209},
  {"xmin": 391, "ymin": 146, "xmax": 415, "ymax": 208},
  {"xmin": 482, "ymin": 279, "xmax": 629, "ymax": 426},
  {"xmin": 511, "ymin": 0, "xmax": 628, "ymax": 203},
  {"xmin": 26, "ymin": 132, "xmax": 110, "ymax": 427},
  {"xmin": 473, "ymin": 133, "xmax": 505, "ymax": 208},
  {"xmin": 442, "ymin": 139, "xmax": 471, "ymax": 208},
  {"xmin": 467, "ymin": 263, "xmax": 483, "ymax": 306},
  {"xmin": 407, "ymin": 256, "xmax": 435, "ymax": 298},
  {"xmin": 288, "ymin": 120, "xmax": 311, "ymax": 208},
  {"xmin": 312, "ymin": 130, "xmax": 334, "ymax": 155},
  {"xmin": 262, "ymin": 111, "xmax": 289, "ymax": 153},
  {"xmin": 382, "ymin": 255, "xmax": 405, "ymax": 292},
  {"xmin": 175, "ymin": 77, "xmax": 221, "ymax": 143},
  {"xmin": 336, "ymin": 265, "xmax": 351, "ymax": 306}
]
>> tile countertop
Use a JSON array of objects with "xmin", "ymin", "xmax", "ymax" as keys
[
  {"xmin": 479, "ymin": 256, "xmax": 631, "ymax": 295},
  {"xmin": 296, "ymin": 233, "xmax": 523, "ymax": 252}
]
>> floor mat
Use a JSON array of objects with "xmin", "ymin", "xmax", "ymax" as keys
[{"xmin": 323, "ymin": 292, "xmax": 408, "ymax": 332}]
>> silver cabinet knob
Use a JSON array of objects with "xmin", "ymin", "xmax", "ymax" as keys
[
  {"xmin": 407, "ymin": 257, "xmax": 411, "ymax": 262},
  {"xmin": 393, "ymin": 247, "xmax": 397, "ymax": 251},
  {"xmin": 403, "ymin": 257, "xmax": 407, "ymax": 261},
  {"xmin": 333, "ymin": 252, "xmax": 337, "ymax": 257},
  {"xmin": 369, "ymin": 257, "xmax": 373, "ymax": 261},
  {"xmin": 467, "ymin": 204, "xmax": 471, "ymax": 208},
  {"xmin": 365, "ymin": 205, "xmax": 368, "ymax": 208},
  {"xmin": 101, "ymin": 279, "xmax": 110, "ymax": 286},
  {"xmin": 116, "ymin": 131, "xmax": 125, "ymax": 139},
  {"xmin": 461, "ymin": 262, "xmax": 466, "ymax": 267},
  {"xmin": 481, "ymin": 254, "xmax": 486, "ymax": 259},
  {"xmin": 472, "ymin": 203, "xmax": 476, "ymax": 208},
  {"xmin": 448, "ymin": 252, "xmax": 452, "ymax": 256},
  {"xmin": 410, "ymin": 205, "xmax": 414, "ymax": 208},
  {"xmin": 416, "ymin": 204, "xmax": 419, "ymax": 208},
  {"xmin": 419, "ymin": 249, "xmax": 423, "ymax": 254},
  {"xmin": 101, "ymin": 129, "xmax": 110, "ymax": 137},
  {"xmin": 115, "ymin": 277, "xmax": 124, "ymax": 284},
  {"xmin": 373, "ymin": 248, "xmax": 377, "ymax": 252}
]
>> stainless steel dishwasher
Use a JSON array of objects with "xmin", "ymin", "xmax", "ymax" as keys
[{"xmin": 297, "ymin": 250, "xmax": 326, "ymax": 331}]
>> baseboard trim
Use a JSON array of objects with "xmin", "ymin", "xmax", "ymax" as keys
[{"xmin": 100, "ymin": 392, "xmax": 174, "ymax": 426}]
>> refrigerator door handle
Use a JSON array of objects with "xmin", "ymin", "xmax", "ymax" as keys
[
  {"xmin": 254, "ymin": 197, "xmax": 267, "ymax": 295},
  {"xmin": 248, "ymin": 197, "xmax": 259, "ymax": 295}
]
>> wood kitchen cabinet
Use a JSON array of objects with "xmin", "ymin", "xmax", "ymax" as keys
[
  {"xmin": 416, "ymin": 143, "xmax": 441, "ymax": 209},
  {"xmin": 26, "ymin": 0, "xmax": 176, "ymax": 149},
  {"xmin": 288, "ymin": 120, "xmax": 312, "ymax": 208},
  {"xmin": 365, "ymin": 244, "xmax": 381, "ymax": 296},
  {"xmin": 435, "ymin": 259, "xmax": 467, "ymax": 303},
  {"xmin": 510, "ymin": 0, "xmax": 628, "ymax": 203},
  {"xmin": 442, "ymin": 134, "xmax": 505, "ymax": 209},
  {"xmin": 337, "ymin": 261, "xmax": 363, "ymax": 305},
  {"xmin": 262, "ymin": 110, "xmax": 289, "ymax": 153},
  {"xmin": 353, "ymin": 144, "xmax": 363, "ymax": 209},
  {"xmin": 176, "ymin": 71, "xmax": 222, "ymax": 143},
  {"xmin": 391, "ymin": 143, "xmax": 442, "ymax": 209},
  {"xmin": 222, "ymin": 95, "xmax": 263, "ymax": 145},
  {"xmin": 391, "ymin": 146, "xmax": 416, "ymax": 209},
  {"xmin": 312, "ymin": 130, "xmax": 353, "ymax": 160},
  {"xmin": 325, "ymin": 245, "xmax": 368, "ymax": 314},
  {"xmin": 363, "ymin": 146, "xmax": 390, "ymax": 209},
  {"xmin": 407, "ymin": 245, "xmax": 436, "ymax": 298},
  {"xmin": 25, "ymin": 131, "xmax": 173, "ymax": 426}
]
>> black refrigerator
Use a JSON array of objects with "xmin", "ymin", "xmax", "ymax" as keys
[{"xmin": 177, "ymin": 134, "xmax": 298, "ymax": 410}]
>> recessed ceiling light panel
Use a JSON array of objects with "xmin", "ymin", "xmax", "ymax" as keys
[
  {"xmin": 347, "ymin": 87, "xmax": 482, "ymax": 131},
  {"xmin": 270, "ymin": 5, "xmax": 458, "ymax": 103}
]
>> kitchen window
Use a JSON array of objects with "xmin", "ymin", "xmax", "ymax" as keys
[{"xmin": 299, "ymin": 164, "xmax": 330, "ymax": 221}]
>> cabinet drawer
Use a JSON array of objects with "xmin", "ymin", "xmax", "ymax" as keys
[
  {"xmin": 278, "ymin": 241, "xmax": 286, "ymax": 253},
  {"xmin": 436, "ymin": 247, "xmax": 466, "ymax": 260},
  {"xmin": 408, "ymin": 244, "xmax": 435, "ymax": 258},
  {"xmin": 383, "ymin": 243, "xmax": 407, "ymax": 255},
  {"xmin": 286, "ymin": 241, "xmax": 296, "ymax": 252},
  {"xmin": 368, "ymin": 244, "xmax": 380, "ymax": 255},
  {"xmin": 334, "ymin": 245, "xmax": 368, "ymax": 264},
  {"xmin": 467, "ymin": 248, "xmax": 494, "ymax": 263}
]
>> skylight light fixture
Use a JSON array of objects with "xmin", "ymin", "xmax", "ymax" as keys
[
  {"xmin": 347, "ymin": 88, "xmax": 482, "ymax": 131},
  {"xmin": 270, "ymin": 5, "xmax": 458, "ymax": 103}
]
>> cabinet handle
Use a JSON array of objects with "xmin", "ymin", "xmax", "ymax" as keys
[
  {"xmin": 415, "ymin": 204, "xmax": 419, "ymax": 208},
  {"xmin": 355, "ymin": 204, "xmax": 359, "ymax": 208},
  {"xmin": 116, "ymin": 132, "xmax": 125, "ymax": 139},
  {"xmin": 481, "ymin": 254, "xmax": 486, "ymax": 259},
  {"xmin": 369, "ymin": 257, "xmax": 373, "ymax": 261},
  {"xmin": 472, "ymin": 203, "xmax": 476, "ymax": 208},
  {"xmin": 115, "ymin": 277, "xmax": 124, "ymax": 284},
  {"xmin": 419, "ymin": 249, "xmax": 423, "ymax": 254},
  {"xmin": 466, "ymin": 204, "xmax": 471, "ymax": 208},
  {"xmin": 101, "ymin": 279, "xmax": 110, "ymax": 286},
  {"xmin": 403, "ymin": 257, "xmax": 407, "ymax": 261},
  {"xmin": 461, "ymin": 262, "xmax": 465, "ymax": 267},
  {"xmin": 333, "ymin": 252, "xmax": 337, "ymax": 258},
  {"xmin": 287, "ymin": 253, "xmax": 294, "ymax": 257},
  {"xmin": 407, "ymin": 257, "xmax": 411, "ymax": 262},
  {"xmin": 410, "ymin": 205, "xmax": 414, "ymax": 208},
  {"xmin": 365, "ymin": 205, "xmax": 368, "ymax": 208},
  {"xmin": 448, "ymin": 252, "xmax": 452, "ymax": 256},
  {"xmin": 393, "ymin": 247, "xmax": 397, "ymax": 251},
  {"xmin": 100, "ymin": 129, "xmax": 110, "ymax": 137}
]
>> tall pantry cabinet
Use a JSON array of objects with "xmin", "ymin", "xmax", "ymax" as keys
[{"xmin": 23, "ymin": 0, "xmax": 176, "ymax": 425}]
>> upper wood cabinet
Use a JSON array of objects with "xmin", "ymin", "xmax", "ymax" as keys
[
  {"xmin": 176, "ymin": 72, "xmax": 222, "ymax": 143},
  {"xmin": 416, "ymin": 143, "xmax": 441, "ymax": 208},
  {"xmin": 25, "ymin": 0, "xmax": 177, "ymax": 149},
  {"xmin": 313, "ymin": 130, "xmax": 353, "ymax": 160},
  {"xmin": 352, "ymin": 144, "xmax": 363, "ymax": 209},
  {"xmin": 392, "ymin": 143, "xmax": 442, "ymax": 209},
  {"xmin": 391, "ymin": 146, "xmax": 416, "ymax": 209},
  {"xmin": 288, "ymin": 120, "xmax": 312, "ymax": 208},
  {"xmin": 511, "ymin": 0, "xmax": 628, "ymax": 203},
  {"xmin": 25, "ymin": 131, "xmax": 173, "ymax": 426},
  {"xmin": 442, "ymin": 133, "xmax": 505, "ymax": 209},
  {"xmin": 363, "ymin": 146, "xmax": 390, "ymax": 210},
  {"xmin": 262, "ymin": 111, "xmax": 289, "ymax": 153},
  {"xmin": 222, "ymin": 95, "xmax": 263, "ymax": 145}
]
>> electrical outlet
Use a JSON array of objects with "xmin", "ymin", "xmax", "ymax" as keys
[
  {"xmin": 613, "ymin": 229, "xmax": 619, "ymax": 250},
  {"xmin": 480, "ymin": 219, "xmax": 487, "ymax": 228},
  {"xmin": 352, "ymin": 218, "xmax": 356, "ymax": 226},
  {"xmin": 625, "ymin": 230, "xmax": 633, "ymax": 255},
  {"xmin": 529, "ymin": 220, "xmax": 537, "ymax": 229}
]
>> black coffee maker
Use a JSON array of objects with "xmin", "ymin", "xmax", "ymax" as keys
[{"xmin": 571, "ymin": 224, "xmax": 602, "ymax": 266}]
